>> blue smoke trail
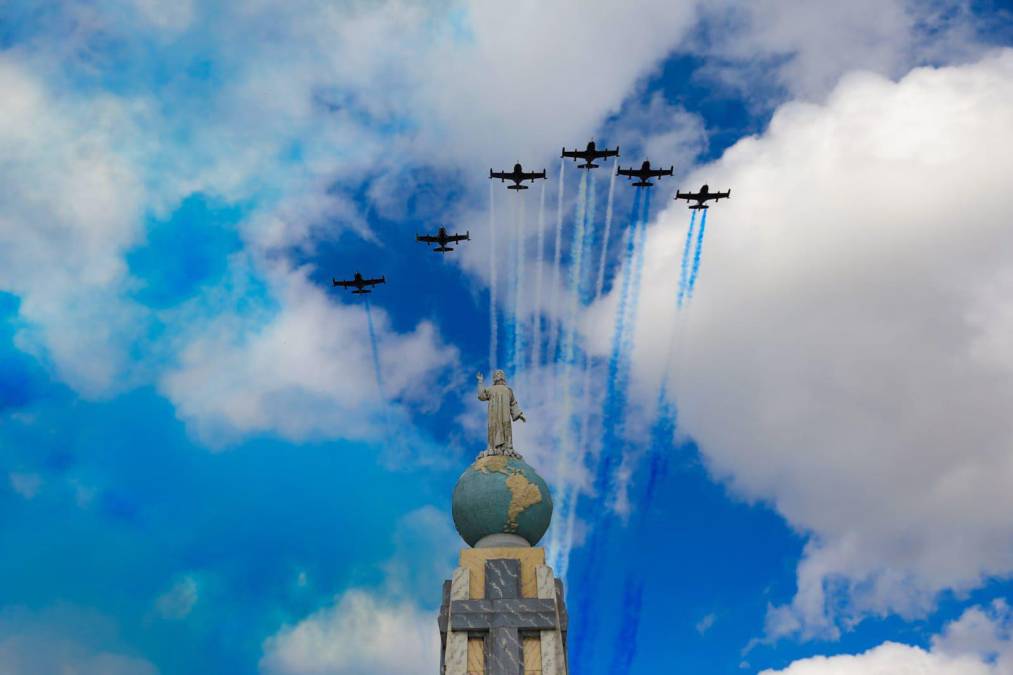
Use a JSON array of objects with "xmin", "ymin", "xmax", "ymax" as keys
[
  {"xmin": 364, "ymin": 298, "xmax": 384, "ymax": 397},
  {"xmin": 571, "ymin": 189, "xmax": 646, "ymax": 663},
  {"xmin": 686, "ymin": 208, "xmax": 708, "ymax": 300},
  {"xmin": 676, "ymin": 209, "xmax": 698, "ymax": 308},
  {"xmin": 617, "ymin": 189, "xmax": 652, "ymax": 387},
  {"xmin": 606, "ymin": 577, "xmax": 645, "ymax": 673}
]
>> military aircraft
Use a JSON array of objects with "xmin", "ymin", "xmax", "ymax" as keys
[
  {"xmin": 674, "ymin": 184, "xmax": 731, "ymax": 210},
  {"xmin": 561, "ymin": 140, "xmax": 620, "ymax": 169},
  {"xmin": 617, "ymin": 160, "xmax": 674, "ymax": 187},
  {"xmin": 416, "ymin": 226, "xmax": 470, "ymax": 253},
  {"xmin": 332, "ymin": 272, "xmax": 386, "ymax": 294},
  {"xmin": 489, "ymin": 163, "xmax": 547, "ymax": 190}
]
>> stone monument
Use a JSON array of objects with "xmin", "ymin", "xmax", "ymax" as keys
[{"xmin": 438, "ymin": 370, "xmax": 569, "ymax": 675}]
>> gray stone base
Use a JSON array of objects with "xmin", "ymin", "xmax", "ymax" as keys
[{"xmin": 475, "ymin": 533, "xmax": 530, "ymax": 548}]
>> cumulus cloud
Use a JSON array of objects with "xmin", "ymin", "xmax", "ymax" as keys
[
  {"xmin": 696, "ymin": 0, "xmax": 987, "ymax": 103},
  {"xmin": 260, "ymin": 506, "xmax": 456, "ymax": 675},
  {"xmin": 761, "ymin": 600, "xmax": 1013, "ymax": 674},
  {"xmin": 610, "ymin": 50, "xmax": 1013, "ymax": 636},
  {"xmin": 0, "ymin": 606, "xmax": 156, "ymax": 675},
  {"xmin": 160, "ymin": 267, "xmax": 458, "ymax": 445},
  {"xmin": 0, "ymin": 57, "xmax": 148, "ymax": 395},
  {"xmin": 260, "ymin": 590, "xmax": 437, "ymax": 675}
]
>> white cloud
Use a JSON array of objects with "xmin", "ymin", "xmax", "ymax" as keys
[
  {"xmin": 760, "ymin": 642, "xmax": 992, "ymax": 675},
  {"xmin": 8, "ymin": 472, "xmax": 42, "ymax": 499},
  {"xmin": 696, "ymin": 0, "xmax": 985, "ymax": 103},
  {"xmin": 0, "ymin": 57, "xmax": 148, "ymax": 395},
  {"xmin": 260, "ymin": 590, "xmax": 438, "ymax": 675},
  {"xmin": 611, "ymin": 50, "xmax": 1013, "ymax": 636},
  {"xmin": 260, "ymin": 506, "xmax": 455, "ymax": 675},
  {"xmin": 0, "ymin": 607, "xmax": 156, "ymax": 675},
  {"xmin": 155, "ymin": 575, "xmax": 200, "ymax": 620},
  {"xmin": 761, "ymin": 600, "xmax": 1013, "ymax": 675},
  {"xmin": 160, "ymin": 266, "xmax": 457, "ymax": 445}
]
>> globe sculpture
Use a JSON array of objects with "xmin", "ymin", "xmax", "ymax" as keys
[{"xmin": 452, "ymin": 454, "xmax": 553, "ymax": 547}]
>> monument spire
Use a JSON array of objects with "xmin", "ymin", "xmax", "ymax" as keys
[{"xmin": 439, "ymin": 371, "xmax": 570, "ymax": 674}]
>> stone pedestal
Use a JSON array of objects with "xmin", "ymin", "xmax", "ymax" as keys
[{"xmin": 438, "ymin": 547, "xmax": 568, "ymax": 675}]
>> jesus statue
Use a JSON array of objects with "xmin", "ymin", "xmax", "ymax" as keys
[{"xmin": 476, "ymin": 370, "xmax": 526, "ymax": 458}]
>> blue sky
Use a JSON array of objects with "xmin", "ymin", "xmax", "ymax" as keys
[{"xmin": 1, "ymin": 2, "xmax": 1013, "ymax": 674}]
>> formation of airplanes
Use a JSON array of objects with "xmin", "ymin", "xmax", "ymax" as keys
[{"xmin": 333, "ymin": 139, "xmax": 731, "ymax": 295}]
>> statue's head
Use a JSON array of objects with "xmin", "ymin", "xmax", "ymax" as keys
[{"xmin": 493, "ymin": 369, "xmax": 507, "ymax": 384}]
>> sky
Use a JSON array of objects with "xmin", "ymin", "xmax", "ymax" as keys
[{"xmin": 1, "ymin": 1, "xmax": 1013, "ymax": 674}]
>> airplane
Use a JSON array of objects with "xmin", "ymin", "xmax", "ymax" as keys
[
  {"xmin": 489, "ymin": 163, "xmax": 547, "ymax": 190},
  {"xmin": 674, "ymin": 184, "xmax": 731, "ymax": 210},
  {"xmin": 332, "ymin": 272, "xmax": 386, "ymax": 294},
  {"xmin": 617, "ymin": 160, "xmax": 674, "ymax": 187},
  {"xmin": 416, "ymin": 226, "xmax": 470, "ymax": 253},
  {"xmin": 561, "ymin": 139, "xmax": 620, "ymax": 169}
]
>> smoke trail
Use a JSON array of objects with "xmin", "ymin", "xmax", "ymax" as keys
[
  {"xmin": 364, "ymin": 298, "xmax": 384, "ymax": 397},
  {"xmin": 580, "ymin": 171, "xmax": 598, "ymax": 301},
  {"xmin": 676, "ymin": 210, "xmax": 698, "ymax": 308},
  {"xmin": 552, "ymin": 189, "xmax": 641, "ymax": 576},
  {"xmin": 548, "ymin": 169, "xmax": 589, "ymax": 577},
  {"xmin": 606, "ymin": 577, "xmax": 645, "ymax": 673},
  {"xmin": 593, "ymin": 159, "xmax": 619, "ymax": 301},
  {"xmin": 531, "ymin": 181, "xmax": 547, "ymax": 372},
  {"xmin": 570, "ymin": 190, "xmax": 646, "ymax": 658},
  {"xmin": 488, "ymin": 181, "xmax": 498, "ymax": 371},
  {"xmin": 504, "ymin": 192, "xmax": 519, "ymax": 374},
  {"xmin": 546, "ymin": 159, "xmax": 566, "ymax": 365},
  {"xmin": 686, "ymin": 207, "xmax": 708, "ymax": 299},
  {"xmin": 512, "ymin": 190, "xmax": 527, "ymax": 378},
  {"xmin": 618, "ymin": 189, "xmax": 652, "ymax": 376}
]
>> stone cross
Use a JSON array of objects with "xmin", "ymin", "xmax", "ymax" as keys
[{"xmin": 449, "ymin": 559, "xmax": 559, "ymax": 675}]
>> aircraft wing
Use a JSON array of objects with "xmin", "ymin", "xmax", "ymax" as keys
[
  {"xmin": 715, "ymin": 190, "xmax": 731, "ymax": 199},
  {"xmin": 363, "ymin": 276, "xmax": 385, "ymax": 286},
  {"xmin": 653, "ymin": 166, "xmax": 674, "ymax": 177},
  {"xmin": 520, "ymin": 170, "xmax": 546, "ymax": 180},
  {"xmin": 489, "ymin": 170, "xmax": 510, "ymax": 180},
  {"xmin": 332, "ymin": 278, "xmax": 354, "ymax": 288},
  {"xmin": 416, "ymin": 234, "xmax": 439, "ymax": 243},
  {"xmin": 561, "ymin": 148, "xmax": 582, "ymax": 159},
  {"xmin": 446, "ymin": 233, "xmax": 469, "ymax": 243},
  {"xmin": 675, "ymin": 191, "xmax": 700, "ymax": 201},
  {"xmin": 616, "ymin": 167, "xmax": 636, "ymax": 178},
  {"xmin": 603, "ymin": 147, "xmax": 620, "ymax": 158}
]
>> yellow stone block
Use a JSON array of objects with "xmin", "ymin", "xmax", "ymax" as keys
[
  {"xmin": 523, "ymin": 635, "xmax": 542, "ymax": 673},
  {"xmin": 459, "ymin": 547, "xmax": 546, "ymax": 599},
  {"xmin": 468, "ymin": 637, "xmax": 485, "ymax": 674}
]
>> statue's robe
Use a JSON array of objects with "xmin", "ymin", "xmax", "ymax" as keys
[{"xmin": 478, "ymin": 382, "xmax": 523, "ymax": 451}]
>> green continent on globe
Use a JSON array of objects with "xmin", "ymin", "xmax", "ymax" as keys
[{"xmin": 452, "ymin": 456, "xmax": 553, "ymax": 547}]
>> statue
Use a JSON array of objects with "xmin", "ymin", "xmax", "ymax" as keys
[{"xmin": 476, "ymin": 370, "xmax": 526, "ymax": 458}]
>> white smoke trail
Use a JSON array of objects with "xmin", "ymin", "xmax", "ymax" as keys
[
  {"xmin": 549, "ymin": 170, "xmax": 590, "ymax": 578},
  {"xmin": 546, "ymin": 158, "xmax": 566, "ymax": 367},
  {"xmin": 531, "ymin": 181, "xmax": 547, "ymax": 375},
  {"xmin": 593, "ymin": 159, "xmax": 619, "ymax": 301},
  {"xmin": 489, "ymin": 181, "xmax": 498, "ymax": 371},
  {"xmin": 512, "ymin": 190, "xmax": 526, "ymax": 379}
]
